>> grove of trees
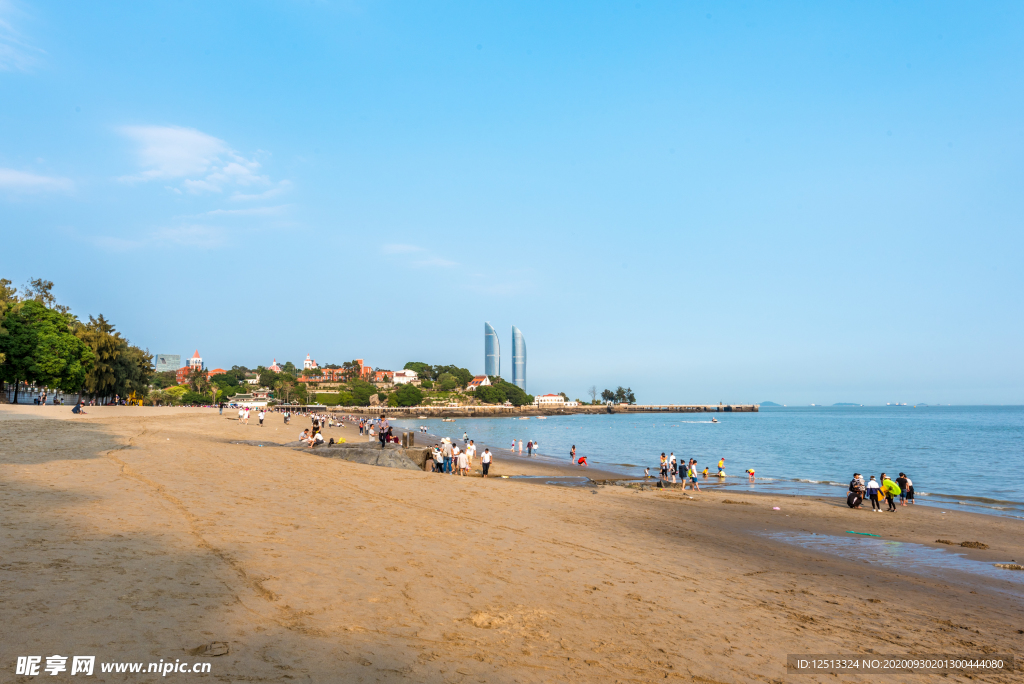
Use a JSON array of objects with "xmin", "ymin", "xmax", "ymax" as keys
[{"xmin": 0, "ymin": 278, "xmax": 154, "ymax": 404}]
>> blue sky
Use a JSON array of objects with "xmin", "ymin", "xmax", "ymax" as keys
[{"xmin": 2, "ymin": 1, "xmax": 1022, "ymax": 405}]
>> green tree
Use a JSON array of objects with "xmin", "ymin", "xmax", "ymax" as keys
[
  {"xmin": 419, "ymin": 378, "xmax": 433, "ymax": 389},
  {"xmin": 281, "ymin": 361, "xmax": 299, "ymax": 376},
  {"xmin": 437, "ymin": 372, "xmax": 459, "ymax": 392},
  {"xmin": 601, "ymin": 389, "xmax": 615, "ymax": 404},
  {"xmin": 394, "ymin": 383, "xmax": 423, "ymax": 406},
  {"xmin": 474, "ymin": 384, "xmax": 506, "ymax": 405},
  {"xmin": 151, "ymin": 370, "xmax": 178, "ymax": 389},
  {"xmin": 347, "ymin": 379, "xmax": 376, "ymax": 406},
  {"xmin": 0, "ymin": 300, "xmax": 94, "ymax": 402},
  {"xmin": 403, "ymin": 361, "xmax": 433, "ymax": 379}
]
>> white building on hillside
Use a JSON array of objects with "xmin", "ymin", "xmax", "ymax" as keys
[
  {"xmin": 188, "ymin": 350, "xmax": 203, "ymax": 370},
  {"xmin": 303, "ymin": 354, "xmax": 318, "ymax": 370},
  {"xmin": 466, "ymin": 375, "xmax": 491, "ymax": 391},
  {"xmin": 392, "ymin": 370, "xmax": 418, "ymax": 385},
  {"xmin": 533, "ymin": 394, "xmax": 565, "ymax": 407}
]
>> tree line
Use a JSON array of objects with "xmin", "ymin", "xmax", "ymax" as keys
[{"xmin": 0, "ymin": 279, "xmax": 154, "ymax": 404}]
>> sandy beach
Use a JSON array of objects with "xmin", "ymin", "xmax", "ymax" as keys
[{"xmin": 1, "ymin": 405, "xmax": 1021, "ymax": 682}]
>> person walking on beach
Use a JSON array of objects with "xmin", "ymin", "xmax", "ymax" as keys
[
  {"xmin": 688, "ymin": 460, "xmax": 701, "ymax": 491},
  {"xmin": 570, "ymin": 445, "xmax": 576, "ymax": 463},
  {"xmin": 527, "ymin": 440, "xmax": 533, "ymax": 457},
  {"xmin": 238, "ymin": 407, "xmax": 244, "ymax": 422},
  {"xmin": 432, "ymin": 444, "xmax": 443, "ymax": 473},
  {"xmin": 481, "ymin": 447, "xmax": 492, "ymax": 477},
  {"xmin": 905, "ymin": 475, "xmax": 915, "ymax": 504},
  {"xmin": 659, "ymin": 453, "xmax": 668, "ymax": 481},
  {"xmin": 466, "ymin": 440, "xmax": 476, "ymax": 470},
  {"xmin": 866, "ymin": 476, "xmax": 881, "ymax": 511},
  {"xmin": 243, "ymin": 407, "xmax": 250, "ymax": 425},
  {"xmin": 258, "ymin": 409, "xmax": 265, "ymax": 427}
]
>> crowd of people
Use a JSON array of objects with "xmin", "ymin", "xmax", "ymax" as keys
[
  {"xmin": 847, "ymin": 472, "xmax": 914, "ymax": 512},
  {"xmin": 428, "ymin": 436, "xmax": 493, "ymax": 476}
]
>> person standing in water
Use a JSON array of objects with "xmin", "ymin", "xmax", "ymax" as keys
[
  {"xmin": 718, "ymin": 457, "xmax": 725, "ymax": 475},
  {"xmin": 527, "ymin": 440, "xmax": 533, "ymax": 457},
  {"xmin": 518, "ymin": 439, "xmax": 523, "ymax": 454},
  {"xmin": 669, "ymin": 454, "xmax": 677, "ymax": 484},
  {"xmin": 570, "ymin": 445, "xmax": 576, "ymax": 463}
]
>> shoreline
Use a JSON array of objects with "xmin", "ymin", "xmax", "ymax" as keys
[{"xmin": 390, "ymin": 413, "xmax": 1024, "ymax": 520}]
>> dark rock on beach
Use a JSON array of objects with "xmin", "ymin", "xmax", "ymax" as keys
[{"xmin": 312, "ymin": 442, "xmax": 432, "ymax": 471}]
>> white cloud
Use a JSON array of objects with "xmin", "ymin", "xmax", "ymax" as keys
[
  {"xmin": 382, "ymin": 243, "xmax": 425, "ymax": 254},
  {"xmin": 0, "ymin": 167, "xmax": 73, "ymax": 192},
  {"xmin": 152, "ymin": 224, "xmax": 224, "ymax": 248},
  {"xmin": 229, "ymin": 180, "xmax": 291, "ymax": 202},
  {"xmin": 204, "ymin": 204, "xmax": 289, "ymax": 217},
  {"xmin": 0, "ymin": 1, "xmax": 44, "ymax": 72},
  {"xmin": 415, "ymin": 256, "xmax": 459, "ymax": 268},
  {"xmin": 118, "ymin": 125, "xmax": 278, "ymax": 195}
]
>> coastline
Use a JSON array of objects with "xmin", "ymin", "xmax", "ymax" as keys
[{"xmin": 2, "ymin": 405, "xmax": 1022, "ymax": 682}]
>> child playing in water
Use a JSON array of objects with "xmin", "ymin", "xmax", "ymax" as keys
[{"xmin": 745, "ymin": 468, "xmax": 755, "ymax": 482}]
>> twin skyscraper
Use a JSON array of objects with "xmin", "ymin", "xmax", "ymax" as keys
[{"xmin": 484, "ymin": 322, "xmax": 526, "ymax": 391}]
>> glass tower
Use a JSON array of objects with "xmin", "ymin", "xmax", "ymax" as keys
[
  {"xmin": 484, "ymin": 322, "xmax": 500, "ymax": 377},
  {"xmin": 511, "ymin": 325, "xmax": 526, "ymax": 390}
]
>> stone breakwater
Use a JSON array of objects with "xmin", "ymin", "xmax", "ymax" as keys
[{"xmin": 322, "ymin": 404, "xmax": 759, "ymax": 418}]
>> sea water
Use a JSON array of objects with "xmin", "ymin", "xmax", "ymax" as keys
[{"xmin": 392, "ymin": 406, "xmax": 1024, "ymax": 518}]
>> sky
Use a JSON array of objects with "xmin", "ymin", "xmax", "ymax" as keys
[{"xmin": 2, "ymin": 0, "xmax": 1022, "ymax": 405}]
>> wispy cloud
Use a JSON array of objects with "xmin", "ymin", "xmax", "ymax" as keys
[
  {"xmin": 382, "ymin": 243, "xmax": 425, "ymax": 254},
  {"xmin": 118, "ymin": 125, "xmax": 282, "ymax": 195},
  {"xmin": 229, "ymin": 180, "xmax": 291, "ymax": 202},
  {"xmin": 85, "ymin": 224, "xmax": 224, "ymax": 252},
  {"xmin": 203, "ymin": 204, "xmax": 289, "ymax": 217},
  {"xmin": 0, "ymin": 1, "xmax": 45, "ymax": 72},
  {"xmin": 151, "ymin": 224, "xmax": 224, "ymax": 248},
  {"xmin": 0, "ymin": 168, "xmax": 73, "ymax": 193},
  {"xmin": 415, "ymin": 256, "xmax": 459, "ymax": 268},
  {"xmin": 382, "ymin": 243, "xmax": 459, "ymax": 268}
]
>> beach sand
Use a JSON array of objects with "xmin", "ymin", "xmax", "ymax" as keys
[{"xmin": 1, "ymin": 405, "xmax": 1021, "ymax": 682}]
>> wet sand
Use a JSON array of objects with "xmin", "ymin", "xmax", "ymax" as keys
[{"xmin": 1, "ymin": 405, "xmax": 1022, "ymax": 683}]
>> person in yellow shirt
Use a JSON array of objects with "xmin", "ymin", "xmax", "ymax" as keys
[{"xmin": 717, "ymin": 457, "xmax": 726, "ymax": 476}]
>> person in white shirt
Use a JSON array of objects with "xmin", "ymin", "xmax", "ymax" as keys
[
  {"xmin": 310, "ymin": 431, "xmax": 324, "ymax": 448},
  {"xmin": 466, "ymin": 440, "xmax": 476, "ymax": 469},
  {"xmin": 481, "ymin": 448, "xmax": 492, "ymax": 477},
  {"xmin": 299, "ymin": 429, "xmax": 312, "ymax": 444},
  {"xmin": 866, "ymin": 476, "xmax": 881, "ymax": 512},
  {"xmin": 238, "ymin": 408, "xmax": 244, "ymax": 422},
  {"xmin": 243, "ymin": 407, "xmax": 250, "ymax": 425},
  {"xmin": 258, "ymin": 409, "xmax": 265, "ymax": 427}
]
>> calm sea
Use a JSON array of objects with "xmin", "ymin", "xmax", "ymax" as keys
[{"xmin": 392, "ymin": 406, "xmax": 1024, "ymax": 519}]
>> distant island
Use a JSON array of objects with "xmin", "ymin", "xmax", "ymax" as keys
[
  {"xmin": 833, "ymin": 403, "xmax": 860, "ymax": 406},
  {"xmin": 760, "ymin": 401, "xmax": 782, "ymax": 407}
]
